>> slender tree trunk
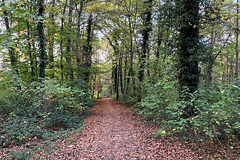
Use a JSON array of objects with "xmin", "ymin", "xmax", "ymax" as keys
[
  {"xmin": 123, "ymin": 52, "xmax": 128, "ymax": 94},
  {"xmin": 207, "ymin": 23, "xmax": 216, "ymax": 84},
  {"xmin": 75, "ymin": 0, "xmax": 84, "ymax": 92},
  {"xmin": 48, "ymin": 0, "xmax": 55, "ymax": 78},
  {"xmin": 222, "ymin": 55, "xmax": 225, "ymax": 83},
  {"xmin": 126, "ymin": 16, "xmax": 136, "ymax": 95},
  {"xmin": 66, "ymin": 0, "xmax": 74, "ymax": 82},
  {"xmin": 227, "ymin": 56, "xmax": 230, "ymax": 84},
  {"xmin": 2, "ymin": 0, "xmax": 18, "ymax": 73},
  {"xmin": 154, "ymin": 27, "xmax": 163, "ymax": 83},
  {"xmin": 60, "ymin": 0, "xmax": 68, "ymax": 82},
  {"xmin": 27, "ymin": 20, "xmax": 34, "ymax": 81},
  {"xmin": 119, "ymin": 52, "xmax": 124, "ymax": 95},
  {"xmin": 26, "ymin": 1, "xmax": 35, "ymax": 81},
  {"xmin": 235, "ymin": 0, "xmax": 239, "ymax": 85},
  {"xmin": 230, "ymin": 59, "xmax": 234, "ymax": 82}
]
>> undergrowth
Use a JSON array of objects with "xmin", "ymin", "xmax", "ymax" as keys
[
  {"xmin": 123, "ymin": 78, "xmax": 240, "ymax": 146},
  {"xmin": 0, "ymin": 71, "xmax": 94, "ymax": 159}
]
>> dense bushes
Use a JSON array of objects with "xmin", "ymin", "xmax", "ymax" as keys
[
  {"xmin": 134, "ymin": 79, "xmax": 240, "ymax": 142},
  {"xmin": 0, "ymin": 71, "xmax": 94, "ymax": 148}
]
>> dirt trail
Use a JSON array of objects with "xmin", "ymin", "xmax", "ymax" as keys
[{"xmin": 48, "ymin": 98, "xmax": 197, "ymax": 159}]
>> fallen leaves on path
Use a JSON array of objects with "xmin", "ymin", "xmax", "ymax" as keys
[
  {"xmin": 1, "ymin": 98, "xmax": 238, "ymax": 159},
  {"xmin": 45, "ymin": 98, "xmax": 234, "ymax": 159}
]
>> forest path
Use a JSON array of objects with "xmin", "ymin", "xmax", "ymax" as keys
[{"xmin": 49, "ymin": 98, "xmax": 197, "ymax": 159}]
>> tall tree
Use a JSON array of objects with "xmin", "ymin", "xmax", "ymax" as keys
[
  {"xmin": 235, "ymin": 0, "xmax": 239, "ymax": 85},
  {"xmin": 138, "ymin": 0, "xmax": 153, "ymax": 85},
  {"xmin": 60, "ymin": 0, "xmax": 68, "ymax": 82},
  {"xmin": 66, "ymin": 0, "xmax": 74, "ymax": 82},
  {"xmin": 37, "ymin": 0, "xmax": 47, "ymax": 82},
  {"xmin": 75, "ymin": 0, "xmax": 84, "ymax": 92},
  {"xmin": 138, "ymin": 0, "xmax": 153, "ymax": 101},
  {"xmin": 83, "ymin": 12, "xmax": 93, "ymax": 84},
  {"xmin": 2, "ymin": 0, "xmax": 18, "ymax": 73},
  {"xmin": 175, "ymin": 0, "xmax": 201, "ymax": 117}
]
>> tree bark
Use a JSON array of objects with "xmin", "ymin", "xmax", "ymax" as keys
[
  {"xmin": 235, "ymin": 0, "xmax": 239, "ymax": 85},
  {"xmin": 207, "ymin": 23, "xmax": 216, "ymax": 84},
  {"xmin": 75, "ymin": 0, "xmax": 84, "ymax": 92},
  {"xmin": 37, "ymin": 0, "xmax": 47, "ymax": 82},
  {"xmin": 2, "ymin": 0, "xmax": 18, "ymax": 73},
  {"xmin": 60, "ymin": 0, "xmax": 68, "ymax": 82},
  {"xmin": 138, "ymin": 0, "xmax": 153, "ymax": 84},
  {"xmin": 66, "ymin": 0, "xmax": 74, "ymax": 82},
  {"xmin": 83, "ymin": 12, "xmax": 93, "ymax": 84}
]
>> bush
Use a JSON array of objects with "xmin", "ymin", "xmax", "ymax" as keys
[
  {"xmin": 134, "ymin": 80, "xmax": 240, "ymax": 142},
  {"xmin": 0, "ymin": 72, "xmax": 94, "ymax": 148}
]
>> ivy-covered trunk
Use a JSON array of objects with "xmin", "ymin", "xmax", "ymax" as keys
[
  {"xmin": 37, "ymin": 0, "xmax": 47, "ymax": 82},
  {"xmin": 175, "ymin": 0, "xmax": 201, "ymax": 118},
  {"xmin": 138, "ymin": 0, "xmax": 153, "ymax": 100},
  {"xmin": 83, "ymin": 12, "xmax": 93, "ymax": 84}
]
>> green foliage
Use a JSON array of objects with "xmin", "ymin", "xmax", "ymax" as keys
[
  {"xmin": 134, "ymin": 78, "xmax": 178, "ymax": 122},
  {"xmin": 0, "ymin": 72, "xmax": 94, "ymax": 148},
  {"xmin": 135, "ymin": 80, "xmax": 240, "ymax": 142},
  {"xmin": 119, "ymin": 91, "xmax": 138, "ymax": 107}
]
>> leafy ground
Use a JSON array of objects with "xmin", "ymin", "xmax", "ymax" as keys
[{"xmin": 0, "ymin": 98, "xmax": 238, "ymax": 159}]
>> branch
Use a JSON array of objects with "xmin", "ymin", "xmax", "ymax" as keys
[{"xmin": 214, "ymin": 33, "xmax": 231, "ymax": 59}]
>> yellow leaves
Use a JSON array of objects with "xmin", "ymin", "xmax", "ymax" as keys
[
  {"xmin": 211, "ymin": 14, "xmax": 217, "ymax": 19},
  {"xmin": 158, "ymin": 129, "xmax": 167, "ymax": 135},
  {"xmin": 15, "ymin": 48, "xmax": 20, "ymax": 52}
]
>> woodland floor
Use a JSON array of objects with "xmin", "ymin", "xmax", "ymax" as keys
[
  {"xmin": 45, "ymin": 98, "xmax": 237, "ymax": 159},
  {"xmin": 1, "ymin": 98, "xmax": 238, "ymax": 159}
]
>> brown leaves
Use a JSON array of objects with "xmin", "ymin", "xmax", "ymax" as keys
[{"xmin": 0, "ymin": 98, "xmax": 237, "ymax": 159}]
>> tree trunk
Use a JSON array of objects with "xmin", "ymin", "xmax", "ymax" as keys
[
  {"xmin": 60, "ymin": 0, "xmax": 68, "ymax": 82},
  {"xmin": 66, "ymin": 0, "xmax": 74, "ymax": 82},
  {"xmin": 138, "ymin": 0, "xmax": 153, "ymax": 84},
  {"xmin": 37, "ymin": 0, "xmax": 47, "ymax": 83},
  {"xmin": 75, "ymin": 0, "xmax": 84, "ymax": 92},
  {"xmin": 175, "ymin": 0, "xmax": 200, "ymax": 118},
  {"xmin": 2, "ymin": 0, "xmax": 18, "ymax": 73},
  {"xmin": 26, "ymin": 1, "xmax": 35, "ymax": 81},
  {"xmin": 207, "ymin": 23, "xmax": 216, "ymax": 84},
  {"xmin": 48, "ymin": 0, "xmax": 56, "ymax": 78},
  {"xmin": 235, "ymin": 0, "xmax": 239, "ymax": 85},
  {"xmin": 138, "ymin": 0, "xmax": 153, "ymax": 101},
  {"xmin": 83, "ymin": 13, "xmax": 93, "ymax": 84}
]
